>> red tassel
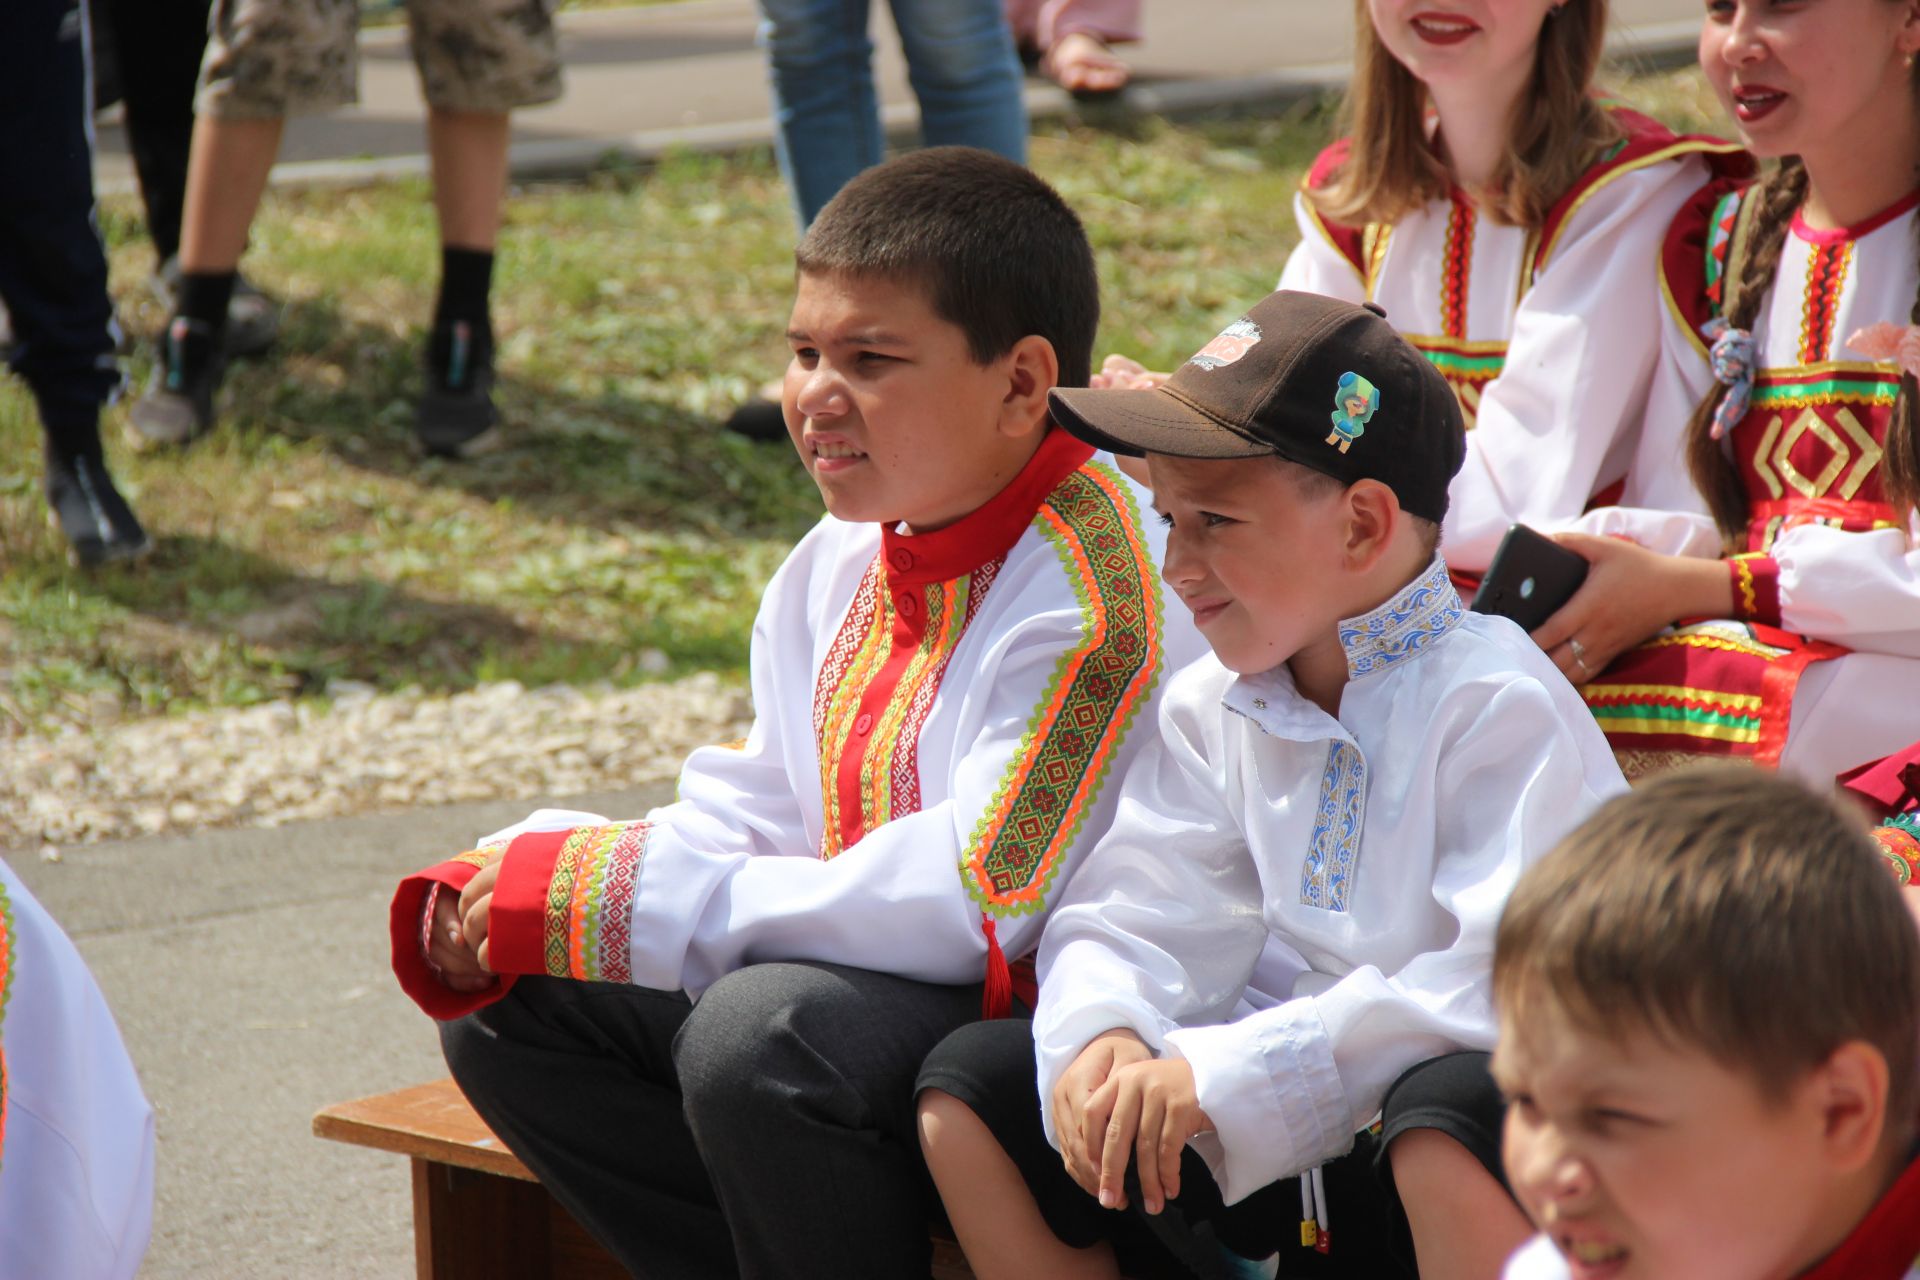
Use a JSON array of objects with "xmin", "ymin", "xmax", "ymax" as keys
[{"xmin": 980, "ymin": 915, "xmax": 1013, "ymax": 1019}]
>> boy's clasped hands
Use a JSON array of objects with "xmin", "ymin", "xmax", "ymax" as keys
[
  {"xmin": 1051, "ymin": 1028, "xmax": 1212, "ymax": 1216},
  {"xmin": 424, "ymin": 853, "xmax": 503, "ymax": 993}
]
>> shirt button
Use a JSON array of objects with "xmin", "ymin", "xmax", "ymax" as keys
[
  {"xmin": 854, "ymin": 713, "xmax": 873, "ymax": 735},
  {"xmin": 897, "ymin": 593, "xmax": 919, "ymax": 619},
  {"xmin": 889, "ymin": 548, "xmax": 914, "ymax": 572}
]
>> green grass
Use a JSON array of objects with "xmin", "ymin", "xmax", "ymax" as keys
[{"xmin": 0, "ymin": 66, "xmax": 1721, "ymax": 736}]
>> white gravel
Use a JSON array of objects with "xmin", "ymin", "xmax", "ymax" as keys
[{"xmin": 1, "ymin": 675, "xmax": 753, "ymax": 851}]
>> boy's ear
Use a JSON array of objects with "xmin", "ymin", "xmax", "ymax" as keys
[
  {"xmin": 1342, "ymin": 479, "xmax": 1401, "ymax": 569},
  {"xmin": 998, "ymin": 335, "xmax": 1060, "ymax": 439},
  {"xmin": 1807, "ymin": 1040, "xmax": 1891, "ymax": 1175}
]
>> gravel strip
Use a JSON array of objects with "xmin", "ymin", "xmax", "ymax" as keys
[{"xmin": 1, "ymin": 676, "xmax": 753, "ymax": 852}]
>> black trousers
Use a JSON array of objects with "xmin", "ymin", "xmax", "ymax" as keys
[
  {"xmin": 0, "ymin": 0, "xmax": 119, "ymax": 451},
  {"xmin": 94, "ymin": 0, "xmax": 211, "ymax": 264},
  {"xmin": 441, "ymin": 963, "xmax": 995, "ymax": 1280}
]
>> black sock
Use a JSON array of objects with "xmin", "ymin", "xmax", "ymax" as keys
[
  {"xmin": 176, "ymin": 270, "xmax": 236, "ymax": 343},
  {"xmin": 433, "ymin": 246, "xmax": 495, "ymax": 348}
]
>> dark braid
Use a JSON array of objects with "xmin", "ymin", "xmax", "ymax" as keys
[{"xmin": 1685, "ymin": 160, "xmax": 1809, "ymax": 550}]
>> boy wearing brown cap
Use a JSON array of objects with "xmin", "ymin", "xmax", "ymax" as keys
[{"xmin": 915, "ymin": 291, "xmax": 1627, "ymax": 1278}]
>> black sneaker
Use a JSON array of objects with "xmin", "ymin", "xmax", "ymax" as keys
[
  {"xmin": 416, "ymin": 320, "xmax": 501, "ymax": 458},
  {"xmin": 127, "ymin": 316, "xmax": 225, "ymax": 448},
  {"xmin": 45, "ymin": 448, "xmax": 151, "ymax": 567},
  {"xmin": 152, "ymin": 258, "xmax": 281, "ymax": 358}
]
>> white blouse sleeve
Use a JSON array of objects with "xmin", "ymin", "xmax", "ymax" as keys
[
  {"xmin": 1443, "ymin": 155, "xmax": 1715, "ymax": 573},
  {"xmin": 1770, "ymin": 521, "xmax": 1920, "ymax": 656},
  {"xmin": 1161, "ymin": 676, "xmax": 1609, "ymax": 1203}
]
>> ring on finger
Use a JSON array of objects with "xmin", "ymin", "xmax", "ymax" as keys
[{"xmin": 1569, "ymin": 637, "xmax": 1593, "ymax": 679}]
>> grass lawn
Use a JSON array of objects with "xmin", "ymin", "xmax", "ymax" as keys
[{"xmin": 0, "ymin": 65, "xmax": 1728, "ymax": 738}]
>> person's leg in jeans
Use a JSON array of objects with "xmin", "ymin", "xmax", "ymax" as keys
[
  {"xmin": 889, "ymin": 0, "xmax": 1026, "ymax": 161},
  {"xmin": 0, "ymin": 0, "xmax": 149, "ymax": 564},
  {"xmin": 755, "ymin": 0, "xmax": 881, "ymax": 230},
  {"xmin": 440, "ymin": 977, "xmax": 738, "ymax": 1278}
]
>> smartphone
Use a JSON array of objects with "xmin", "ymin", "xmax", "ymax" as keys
[{"xmin": 1470, "ymin": 525, "xmax": 1590, "ymax": 633}]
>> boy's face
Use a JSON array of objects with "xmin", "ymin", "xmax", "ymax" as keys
[
  {"xmin": 783, "ymin": 270, "xmax": 1032, "ymax": 533},
  {"xmin": 1146, "ymin": 454, "xmax": 1351, "ymax": 676},
  {"xmin": 1495, "ymin": 999, "xmax": 1836, "ymax": 1280}
]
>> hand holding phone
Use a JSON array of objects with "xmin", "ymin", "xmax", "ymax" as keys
[{"xmin": 1470, "ymin": 525, "xmax": 1591, "ymax": 633}]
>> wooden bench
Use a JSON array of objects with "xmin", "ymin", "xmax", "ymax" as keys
[{"xmin": 314, "ymin": 1078, "xmax": 979, "ymax": 1279}]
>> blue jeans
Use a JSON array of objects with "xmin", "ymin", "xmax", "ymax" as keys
[{"xmin": 756, "ymin": 0, "xmax": 1028, "ymax": 228}]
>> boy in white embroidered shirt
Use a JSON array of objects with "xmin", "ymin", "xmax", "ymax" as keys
[
  {"xmin": 384, "ymin": 149, "xmax": 1195, "ymax": 1279},
  {"xmin": 1494, "ymin": 767, "xmax": 1920, "ymax": 1280},
  {"xmin": 916, "ymin": 290, "xmax": 1628, "ymax": 1280}
]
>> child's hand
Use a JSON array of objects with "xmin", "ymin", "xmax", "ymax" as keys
[
  {"xmin": 1053, "ymin": 1029, "xmax": 1152, "ymax": 1200},
  {"xmin": 1087, "ymin": 1058, "xmax": 1211, "ymax": 1216},
  {"xmin": 1089, "ymin": 354, "xmax": 1169, "ymax": 391},
  {"xmin": 424, "ymin": 881, "xmax": 494, "ymax": 992},
  {"xmin": 1529, "ymin": 533, "xmax": 1734, "ymax": 682},
  {"xmin": 457, "ymin": 860, "xmax": 502, "ymax": 971}
]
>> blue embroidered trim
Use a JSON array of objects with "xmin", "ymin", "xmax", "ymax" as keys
[
  {"xmin": 1301, "ymin": 740, "xmax": 1366, "ymax": 912},
  {"xmin": 1337, "ymin": 557, "xmax": 1464, "ymax": 680}
]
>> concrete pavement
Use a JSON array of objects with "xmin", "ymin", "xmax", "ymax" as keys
[
  {"xmin": 15, "ymin": 783, "xmax": 671, "ymax": 1279},
  {"xmin": 48, "ymin": 1, "xmax": 1714, "ymax": 1274},
  {"xmin": 93, "ymin": 0, "xmax": 1706, "ymax": 193}
]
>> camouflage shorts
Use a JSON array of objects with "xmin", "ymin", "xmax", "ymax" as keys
[{"xmin": 197, "ymin": 0, "xmax": 563, "ymax": 119}]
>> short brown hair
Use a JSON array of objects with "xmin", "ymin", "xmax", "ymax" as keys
[
  {"xmin": 1309, "ymin": 0, "xmax": 1620, "ymax": 228},
  {"xmin": 794, "ymin": 147, "xmax": 1100, "ymax": 389},
  {"xmin": 1494, "ymin": 766, "xmax": 1920, "ymax": 1127}
]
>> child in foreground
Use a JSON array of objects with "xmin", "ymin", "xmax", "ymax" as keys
[
  {"xmin": 916, "ymin": 290, "xmax": 1626, "ymax": 1280},
  {"xmin": 386, "ymin": 148, "xmax": 1196, "ymax": 1279},
  {"xmin": 1495, "ymin": 766, "xmax": 1920, "ymax": 1280}
]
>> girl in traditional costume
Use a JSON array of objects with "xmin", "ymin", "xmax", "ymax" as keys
[
  {"xmin": 1100, "ymin": 0, "xmax": 1747, "ymax": 577},
  {"xmin": 1534, "ymin": 0, "xmax": 1920, "ymax": 784}
]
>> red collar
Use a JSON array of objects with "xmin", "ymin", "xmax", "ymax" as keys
[
  {"xmin": 877, "ymin": 430, "xmax": 1095, "ymax": 586},
  {"xmin": 1798, "ymin": 1147, "xmax": 1920, "ymax": 1279},
  {"xmin": 1792, "ymin": 188, "xmax": 1920, "ymax": 246}
]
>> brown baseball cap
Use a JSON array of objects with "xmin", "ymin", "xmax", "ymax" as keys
[{"xmin": 1049, "ymin": 290, "xmax": 1465, "ymax": 523}]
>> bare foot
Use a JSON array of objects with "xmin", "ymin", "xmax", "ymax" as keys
[{"xmin": 1042, "ymin": 32, "xmax": 1130, "ymax": 97}]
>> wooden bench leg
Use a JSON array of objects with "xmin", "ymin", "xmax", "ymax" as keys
[{"xmin": 412, "ymin": 1157, "xmax": 554, "ymax": 1280}]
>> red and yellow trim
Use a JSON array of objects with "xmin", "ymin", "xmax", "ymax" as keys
[
  {"xmin": 1439, "ymin": 194, "xmax": 1475, "ymax": 340},
  {"xmin": 1797, "ymin": 241, "xmax": 1853, "ymax": 365},
  {"xmin": 0, "ymin": 877, "xmax": 12, "ymax": 1167},
  {"xmin": 1727, "ymin": 553, "xmax": 1781, "ymax": 625}
]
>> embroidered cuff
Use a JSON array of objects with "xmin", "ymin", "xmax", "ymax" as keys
[
  {"xmin": 1727, "ymin": 554, "xmax": 1781, "ymax": 625},
  {"xmin": 488, "ymin": 822, "xmax": 650, "ymax": 984},
  {"xmin": 389, "ymin": 854, "xmax": 515, "ymax": 1021}
]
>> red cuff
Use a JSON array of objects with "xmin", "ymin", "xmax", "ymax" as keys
[
  {"xmin": 1727, "ymin": 554, "xmax": 1781, "ymax": 625},
  {"xmin": 486, "ymin": 829, "xmax": 576, "ymax": 979},
  {"xmin": 389, "ymin": 858, "xmax": 517, "ymax": 1021}
]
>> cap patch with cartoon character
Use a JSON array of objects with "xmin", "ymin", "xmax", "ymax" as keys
[{"xmin": 1327, "ymin": 371, "xmax": 1380, "ymax": 454}]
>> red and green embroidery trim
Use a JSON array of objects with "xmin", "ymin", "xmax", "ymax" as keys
[
  {"xmin": 1407, "ymin": 334, "xmax": 1506, "ymax": 430},
  {"xmin": 812, "ymin": 556, "xmax": 1003, "ymax": 859},
  {"xmin": 962, "ymin": 464, "xmax": 1163, "ymax": 917},
  {"xmin": 1703, "ymin": 188, "xmax": 1742, "ymax": 312},
  {"xmin": 1439, "ymin": 194, "xmax": 1475, "ymax": 340},
  {"xmin": 1798, "ymin": 241, "xmax": 1852, "ymax": 365},
  {"xmin": 540, "ymin": 821, "xmax": 651, "ymax": 983}
]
